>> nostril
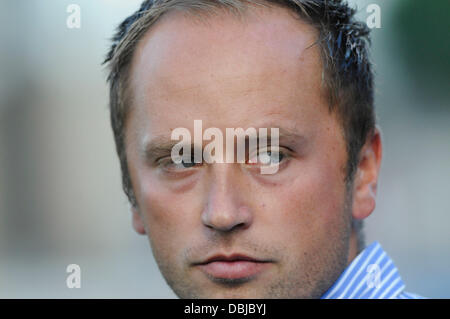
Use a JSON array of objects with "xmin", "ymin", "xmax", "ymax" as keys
[
  {"xmin": 205, "ymin": 221, "xmax": 247, "ymax": 233},
  {"xmin": 202, "ymin": 210, "xmax": 247, "ymax": 232}
]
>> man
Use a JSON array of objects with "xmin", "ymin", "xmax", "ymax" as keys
[{"xmin": 104, "ymin": 0, "xmax": 423, "ymax": 298}]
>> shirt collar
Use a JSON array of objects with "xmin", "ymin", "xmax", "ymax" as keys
[{"xmin": 321, "ymin": 241, "xmax": 406, "ymax": 299}]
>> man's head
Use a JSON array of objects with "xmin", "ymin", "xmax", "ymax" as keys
[{"xmin": 104, "ymin": 0, "xmax": 382, "ymax": 298}]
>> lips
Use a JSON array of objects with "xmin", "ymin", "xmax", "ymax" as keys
[{"xmin": 195, "ymin": 254, "xmax": 272, "ymax": 280}]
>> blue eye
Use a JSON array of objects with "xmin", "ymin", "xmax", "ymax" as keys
[{"xmin": 258, "ymin": 150, "xmax": 286, "ymax": 165}]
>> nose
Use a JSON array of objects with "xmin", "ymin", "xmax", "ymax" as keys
[{"xmin": 201, "ymin": 164, "xmax": 253, "ymax": 233}]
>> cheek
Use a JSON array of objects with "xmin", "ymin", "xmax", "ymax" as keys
[
  {"xmin": 139, "ymin": 178, "xmax": 188, "ymax": 232},
  {"xmin": 260, "ymin": 156, "xmax": 347, "ymax": 241},
  {"xmin": 136, "ymin": 176, "xmax": 202, "ymax": 259},
  {"xmin": 302, "ymin": 161, "xmax": 347, "ymax": 217}
]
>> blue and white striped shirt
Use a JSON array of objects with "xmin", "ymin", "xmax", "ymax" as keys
[{"xmin": 321, "ymin": 241, "xmax": 424, "ymax": 299}]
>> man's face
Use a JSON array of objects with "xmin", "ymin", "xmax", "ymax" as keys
[{"xmin": 125, "ymin": 6, "xmax": 353, "ymax": 298}]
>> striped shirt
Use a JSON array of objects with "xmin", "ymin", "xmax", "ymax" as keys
[{"xmin": 321, "ymin": 241, "xmax": 424, "ymax": 299}]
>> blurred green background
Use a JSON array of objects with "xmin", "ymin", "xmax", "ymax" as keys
[
  {"xmin": 0, "ymin": 0, "xmax": 449, "ymax": 298},
  {"xmin": 391, "ymin": 0, "xmax": 450, "ymax": 101}
]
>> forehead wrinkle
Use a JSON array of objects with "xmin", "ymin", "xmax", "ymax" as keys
[{"xmin": 150, "ymin": 72, "xmax": 269, "ymax": 101}]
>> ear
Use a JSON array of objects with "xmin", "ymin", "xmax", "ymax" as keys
[
  {"xmin": 352, "ymin": 126, "xmax": 383, "ymax": 220},
  {"xmin": 132, "ymin": 206, "xmax": 147, "ymax": 235}
]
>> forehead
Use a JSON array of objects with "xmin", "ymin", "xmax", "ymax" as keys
[{"xmin": 127, "ymin": 4, "xmax": 332, "ymax": 140}]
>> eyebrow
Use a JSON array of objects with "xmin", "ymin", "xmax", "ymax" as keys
[
  {"xmin": 252, "ymin": 126, "xmax": 309, "ymax": 147},
  {"xmin": 141, "ymin": 127, "xmax": 308, "ymax": 163},
  {"xmin": 141, "ymin": 136, "xmax": 187, "ymax": 163}
]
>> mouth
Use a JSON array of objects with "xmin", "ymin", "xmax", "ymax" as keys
[{"xmin": 193, "ymin": 254, "xmax": 273, "ymax": 281}]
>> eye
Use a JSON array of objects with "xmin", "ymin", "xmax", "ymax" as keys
[
  {"xmin": 247, "ymin": 148, "xmax": 289, "ymax": 166},
  {"xmin": 178, "ymin": 156, "xmax": 199, "ymax": 168},
  {"xmin": 258, "ymin": 150, "xmax": 285, "ymax": 165},
  {"xmin": 158, "ymin": 154, "xmax": 202, "ymax": 171}
]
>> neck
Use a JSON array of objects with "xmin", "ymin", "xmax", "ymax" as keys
[{"xmin": 347, "ymin": 229, "xmax": 359, "ymax": 266}]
